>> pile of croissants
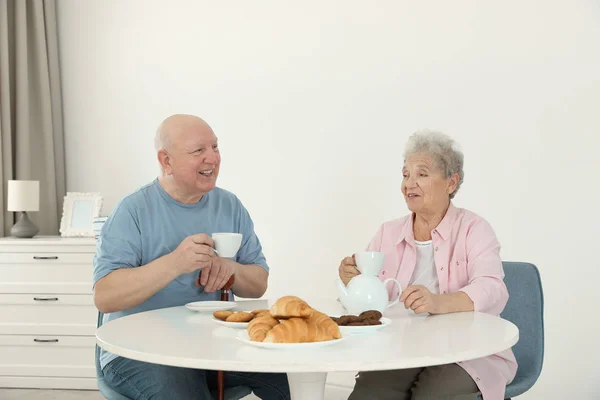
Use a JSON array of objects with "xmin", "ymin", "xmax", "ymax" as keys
[{"xmin": 248, "ymin": 296, "xmax": 342, "ymax": 343}]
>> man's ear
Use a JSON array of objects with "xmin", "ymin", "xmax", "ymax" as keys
[{"xmin": 157, "ymin": 150, "xmax": 172, "ymax": 175}]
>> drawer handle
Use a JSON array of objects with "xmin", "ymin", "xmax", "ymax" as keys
[
  {"xmin": 33, "ymin": 338, "xmax": 59, "ymax": 343},
  {"xmin": 33, "ymin": 297, "xmax": 59, "ymax": 301},
  {"xmin": 33, "ymin": 256, "xmax": 59, "ymax": 260}
]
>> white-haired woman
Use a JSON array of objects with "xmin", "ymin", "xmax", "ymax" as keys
[{"xmin": 339, "ymin": 131, "xmax": 517, "ymax": 400}]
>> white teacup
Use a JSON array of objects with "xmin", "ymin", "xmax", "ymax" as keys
[
  {"xmin": 354, "ymin": 251, "xmax": 385, "ymax": 275},
  {"xmin": 212, "ymin": 233, "xmax": 243, "ymax": 258}
]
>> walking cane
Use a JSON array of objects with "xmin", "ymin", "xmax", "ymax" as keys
[{"xmin": 217, "ymin": 275, "xmax": 235, "ymax": 400}]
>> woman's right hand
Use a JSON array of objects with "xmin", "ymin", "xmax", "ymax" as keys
[{"xmin": 339, "ymin": 255, "xmax": 360, "ymax": 285}]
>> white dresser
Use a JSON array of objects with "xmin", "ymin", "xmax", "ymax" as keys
[{"xmin": 0, "ymin": 236, "xmax": 98, "ymax": 390}]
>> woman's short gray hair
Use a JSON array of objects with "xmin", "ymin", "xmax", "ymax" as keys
[{"xmin": 403, "ymin": 130, "xmax": 464, "ymax": 199}]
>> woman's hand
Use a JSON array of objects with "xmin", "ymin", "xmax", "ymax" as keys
[
  {"xmin": 400, "ymin": 285, "xmax": 446, "ymax": 314},
  {"xmin": 339, "ymin": 255, "xmax": 360, "ymax": 285}
]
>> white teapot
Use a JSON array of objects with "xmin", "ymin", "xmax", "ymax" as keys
[{"xmin": 336, "ymin": 251, "xmax": 402, "ymax": 315}]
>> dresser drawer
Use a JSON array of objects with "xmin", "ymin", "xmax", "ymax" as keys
[
  {"xmin": 0, "ymin": 252, "xmax": 94, "ymax": 264},
  {"xmin": 0, "ymin": 294, "xmax": 97, "ymax": 335},
  {"xmin": 0, "ymin": 335, "xmax": 95, "ymax": 378},
  {"xmin": 0, "ymin": 237, "xmax": 96, "ymax": 254},
  {"xmin": 0, "ymin": 263, "xmax": 93, "ymax": 294}
]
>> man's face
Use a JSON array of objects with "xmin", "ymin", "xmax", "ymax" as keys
[{"xmin": 163, "ymin": 124, "xmax": 221, "ymax": 196}]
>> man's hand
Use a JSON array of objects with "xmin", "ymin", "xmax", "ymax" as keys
[
  {"xmin": 400, "ymin": 285, "xmax": 446, "ymax": 314},
  {"xmin": 198, "ymin": 257, "xmax": 236, "ymax": 293},
  {"xmin": 339, "ymin": 255, "xmax": 360, "ymax": 286},
  {"xmin": 170, "ymin": 234, "xmax": 217, "ymax": 275}
]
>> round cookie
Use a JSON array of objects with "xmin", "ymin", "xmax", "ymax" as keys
[
  {"xmin": 213, "ymin": 311, "xmax": 234, "ymax": 321},
  {"xmin": 359, "ymin": 310, "xmax": 382, "ymax": 321},
  {"xmin": 338, "ymin": 315, "xmax": 363, "ymax": 326},
  {"xmin": 347, "ymin": 321, "xmax": 370, "ymax": 326},
  {"xmin": 226, "ymin": 311, "xmax": 254, "ymax": 323}
]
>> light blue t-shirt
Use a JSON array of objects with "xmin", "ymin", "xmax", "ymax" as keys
[{"xmin": 93, "ymin": 179, "xmax": 269, "ymax": 368}]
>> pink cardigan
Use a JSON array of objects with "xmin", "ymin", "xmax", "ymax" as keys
[{"xmin": 367, "ymin": 203, "xmax": 517, "ymax": 400}]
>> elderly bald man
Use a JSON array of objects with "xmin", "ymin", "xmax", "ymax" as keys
[{"xmin": 93, "ymin": 114, "xmax": 290, "ymax": 400}]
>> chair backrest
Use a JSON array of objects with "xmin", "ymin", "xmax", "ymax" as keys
[
  {"xmin": 96, "ymin": 312, "xmax": 104, "ymax": 380},
  {"xmin": 500, "ymin": 262, "xmax": 544, "ymax": 389},
  {"xmin": 96, "ymin": 312, "xmax": 132, "ymax": 400}
]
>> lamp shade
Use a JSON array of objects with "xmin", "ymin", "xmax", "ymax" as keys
[{"xmin": 7, "ymin": 180, "xmax": 39, "ymax": 212}]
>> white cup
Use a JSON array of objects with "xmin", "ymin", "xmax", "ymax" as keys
[
  {"xmin": 354, "ymin": 251, "xmax": 385, "ymax": 275},
  {"xmin": 212, "ymin": 233, "xmax": 243, "ymax": 258}
]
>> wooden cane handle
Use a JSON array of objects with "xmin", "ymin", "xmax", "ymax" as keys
[
  {"xmin": 220, "ymin": 275, "xmax": 235, "ymax": 301},
  {"xmin": 224, "ymin": 275, "xmax": 235, "ymax": 290}
]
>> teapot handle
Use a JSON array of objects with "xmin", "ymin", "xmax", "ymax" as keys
[{"xmin": 383, "ymin": 278, "xmax": 402, "ymax": 308}]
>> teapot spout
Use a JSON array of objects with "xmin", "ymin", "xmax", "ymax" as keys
[{"xmin": 336, "ymin": 279, "xmax": 349, "ymax": 304}]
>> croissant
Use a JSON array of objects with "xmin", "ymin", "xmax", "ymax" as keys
[
  {"xmin": 247, "ymin": 314, "xmax": 279, "ymax": 342},
  {"xmin": 264, "ymin": 318, "xmax": 310, "ymax": 343},
  {"xmin": 263, "ymin": 315, "xmax": 339, "ymax": 343},
  {"xmin": 308, "ymin": 311, "xmax": 341, "ymax": 340},
  {"xmin": 269, "ymin": 296, "xmax": 313, "ymax": 319}
]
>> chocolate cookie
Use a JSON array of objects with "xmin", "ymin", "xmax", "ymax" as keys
[
  {"xmin": 362, "ymin": 318, "xmax": 382, "ymax": 325},
  {"xmin": 359, "ymin": 310, "xmax": 382, "ymax": 321},
  {"xmin": 337, "ymin": 315, "xmax": 363, "ymax": 326}
]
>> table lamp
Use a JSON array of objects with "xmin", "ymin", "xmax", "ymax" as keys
[{"xmin": 7, "ymin": 180, "xmax": 40, "ymax": 238}]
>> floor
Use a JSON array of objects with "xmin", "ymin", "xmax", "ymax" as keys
[{"xmin": 0, "ymin": 389, "xmax": 104, "ymax": 400}]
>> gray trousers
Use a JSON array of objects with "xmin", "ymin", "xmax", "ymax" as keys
[{"xmin": 348, "ymin": 363, "xmax": 480, "ymax": 400}]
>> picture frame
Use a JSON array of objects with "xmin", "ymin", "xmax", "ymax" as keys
[{"xmin": 59, "ymin": 192, "xmax": 103, "ymax": 237}]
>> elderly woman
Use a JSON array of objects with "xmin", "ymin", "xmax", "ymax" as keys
[{"xmin": 339, "ymin": 130, "xmax": 517, "ymax": 400}]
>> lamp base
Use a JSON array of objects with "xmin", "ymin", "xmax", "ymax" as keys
[{"xmin": 11, "ymin": 212, "xmax": 39, "ymax": 238}]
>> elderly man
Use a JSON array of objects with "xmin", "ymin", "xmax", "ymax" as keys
[{"xmin": 93, "ymin": 114, "xmax": 290, "ymax": 399}]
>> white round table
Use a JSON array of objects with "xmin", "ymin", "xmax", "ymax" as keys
[{"xmin": 96, "ymin": 298, "xmax": 518, "ymax": 400}]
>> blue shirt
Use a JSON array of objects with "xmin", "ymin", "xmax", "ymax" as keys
[{"xmin": 93, "ymin": 178, "xmax": 269, "ymax": 368}]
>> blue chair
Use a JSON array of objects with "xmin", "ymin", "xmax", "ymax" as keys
[
  {"xmin": 501, "ymin": 262, "xmax": 544, "ymax": 398},
  {"xmin": 477, "ymin": 262, "xmax": 544, "ymax": 399},
  {"xmin": 96, "ymin": 312, "xmax": 252, "ymax": 400},
  {"xmin": 95, "ymin": 312, "xmax": 132, "ymax": 400}
]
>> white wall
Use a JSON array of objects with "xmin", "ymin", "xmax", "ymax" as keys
[{"xmin": 57, "ymin": 1, "xmax": 600, "ymax": 399}]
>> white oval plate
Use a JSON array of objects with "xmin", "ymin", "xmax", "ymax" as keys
[
  {"xmin": 185, "ymin": 301, "xmax": 237, "ymax": 313},
  {"xmin": 236, "ymin": 330, "xmax": 347, "ymax": 349},
  {"xmin": 337, "ymin": 317, "xmax": 392, "ymax": 335},
  {"xmin": 212, "ymin": 317, "xmax": 249, "ymax": 329}
]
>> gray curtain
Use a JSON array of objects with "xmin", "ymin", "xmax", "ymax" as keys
[{"xmin": 0, "ymin": 0, "xmax": 66, "ymax": 237}]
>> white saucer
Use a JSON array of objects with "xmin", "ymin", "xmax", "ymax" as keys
[
  {"xmin": 212, "ymin": 317, "xmax": 250, "ymax": 329},
  {"xmin": 185, "ymin": 301, "xmax": 237, "ymax": 313},
  {"xmin": 236, "ymin": 330, "xmax": 347, "ymax": 349},
  {"xmin": 338, "ymin": 317, "xmax": 391, "ymax": 335}
]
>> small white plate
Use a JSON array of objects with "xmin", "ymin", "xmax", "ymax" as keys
[
  {"xmin": 185, "ymin": 301, "xmax": 237, "ymax": 313},
  {"xmin": 212, "ymin": 317, "xmax": 250, "ymax": 329},
  {"xmin": 236, "ymin": 330, "xmax": 347, "ymax": 349},
  {"xmin": 337, "ymin": 317, "xmax": 392, "ymax": 335}
]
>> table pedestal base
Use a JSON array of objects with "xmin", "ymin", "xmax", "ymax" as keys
[{"xmin": 287, "ymin": 372, "xmax": 327, "ymax": 400}]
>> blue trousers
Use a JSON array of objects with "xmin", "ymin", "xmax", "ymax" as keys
[{"xmin": 103, "ymin": 356, "xmax": 291, "ymax": 400}]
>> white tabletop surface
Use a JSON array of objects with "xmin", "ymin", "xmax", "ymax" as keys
[{"xmin": 96, "ymin": 298, "xmax": 519, "ymax": 373}]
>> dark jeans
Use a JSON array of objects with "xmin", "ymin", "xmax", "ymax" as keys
[{"xmin": 103, "ymin": 356, "xmax": 290, "ymax": 400}]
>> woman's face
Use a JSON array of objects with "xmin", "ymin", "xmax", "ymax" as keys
[{"xmin": 402, "ymin": 153, "xmax": 457, "ymax": 216}]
